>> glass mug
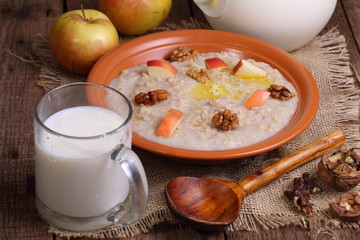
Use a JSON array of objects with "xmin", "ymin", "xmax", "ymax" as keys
[{"xmin": 34, "ymin": 82, "xmax": 148, "ymax": 231}]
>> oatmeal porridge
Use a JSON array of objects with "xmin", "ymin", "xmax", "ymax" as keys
[{"xmin": 110, "ymin": 48, "xmax": 298, "ymax": 150}]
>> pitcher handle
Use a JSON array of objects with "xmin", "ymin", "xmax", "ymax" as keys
[{"xmin": 108, "ymin": 144, "xmax": 148, "ymax": 226}]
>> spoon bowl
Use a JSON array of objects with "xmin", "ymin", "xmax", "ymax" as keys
[
  {"xmin": 166, "ymin": 177, "xmax": 244, "ymax": 230},
  {"xmin": 165, "ymin": 130, "xmax": 346, "ymax": 230}
]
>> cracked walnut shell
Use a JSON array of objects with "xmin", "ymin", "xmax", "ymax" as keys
[
  {"xmin": 329, "ymin": 192, "xmax": 360, "ymax": 222},
  {"xmin": 317, "ymin": 148, "xmax": 360, "ymax": 191},
  {"xmin": 212, "ymin": 109, "xmax": 239, "ymax": 131}
]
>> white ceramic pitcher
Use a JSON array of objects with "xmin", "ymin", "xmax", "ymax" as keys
[{"xmin": 194, "ymin": 0, "xmax": 337, "ymax": 51}]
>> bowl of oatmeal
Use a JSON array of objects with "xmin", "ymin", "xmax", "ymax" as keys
[{"xmin": 87, "ymin": 29, "xmax": 319, "ymax": 164}]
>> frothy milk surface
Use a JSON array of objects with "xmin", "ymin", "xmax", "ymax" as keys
[
  {"xmin": 35, "ymin": 106, "xmax": 130, "ymax": 217},
  {"xmin": 45, "ymin": 105, "xmax": 122, "ymax": 137}
]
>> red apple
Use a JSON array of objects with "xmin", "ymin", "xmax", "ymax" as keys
[
  {"xmin": 50, "ymin": 9, "xmax": 119, "ymax": 75},
  {"xmin": 243, "ymin": 90, "xmax": 270, "ymax": 109},
  {"xmin": 233, "ymin": 59, "xmax": 268, "ymax": 78},
  {"xmin": 97, "ymin": 0, "xmax": 172, "ymax": 35},
  {"xmin": 156, "ymin": 109, "xmax": 184, "ymax": 137},
  {"xmin": 205, "ymin": 58, "xmax": 228, "ymax": 70},
  {"xmin": 147, "ymin": 60, "xmax": 177, "ymax": 77}
]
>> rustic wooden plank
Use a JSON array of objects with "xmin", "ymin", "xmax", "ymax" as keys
[
  {"xmin": 343, "ymin": 0, "xmax": 360, "ymax": 49},
  {"xmin": 228, "ymin": 223, "xmax": 360, "ymax": 240},
  {"xmin": 324, "ymin": 0, "xmax": 360, "ymax": 82},
  {"xmin": 189, "ymin": 0, "xmax": 210, "ymax": 25},
  {"xmin": 132, "ymin": 223, "xmax": 225, "ymax": 240},
  {"xmin": 342, "ymin": 0, "xmax": 360, "ymax": 78},
  {"xmin": 56, "ymin": 223, "xmax": 226, "ymax": 240},
  {"xmin": 0, "ymin": 0, "xmax": 64, "ymax": 239},
  {"xmin": 66, "ymin": 0, "xmax": 97, "ymax": 11},
  {"xmin": 166, "ymin": 0, "xmax": 192, "ymax": 25}
]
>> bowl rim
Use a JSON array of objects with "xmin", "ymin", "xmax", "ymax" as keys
[{"xmin": 87, "ymin": 29, "xmax": 319, "ymax": 164}]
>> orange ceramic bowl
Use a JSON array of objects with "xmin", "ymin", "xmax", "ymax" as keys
[{"xmin": 87, "ymin": 29, "xmax": 319, "ymax": 164}]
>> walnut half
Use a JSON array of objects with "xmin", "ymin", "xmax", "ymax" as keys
[
  {"xmin": 169, "ymin": 47, "xmax": 199, "ymax": 62},
  {"xmin": 268, "ymin": 84, "xmax": 292, "ymax": 101},
  {"xmin": 187, "ymin": 69, "xmax": 211, "ymax": 83},
  {"xmin": 212, "ymin": 109, "xmax": 239, "ymax": 131},
  {"xmin": 134, "ymin": 89, "xmax": 170, "ymax": 105}
]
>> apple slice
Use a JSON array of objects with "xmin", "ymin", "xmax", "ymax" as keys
[
  {"xmin": 205, "ymin": 58, "xmax": 228, "ymax": 70},
  {"xmin": 243, "ymin": 90, "xmax": 270, "ymax": 109},
  {"xmin": 233, "ymin": 59, "xmax": 268, "ymax": 77},
  {"xmin": 156, "ymin": 109, "xmax": 184, "ymax": 137},
  {"xmin": 147, "ymin": 60, "xmax": 177, "ymax": 78}
]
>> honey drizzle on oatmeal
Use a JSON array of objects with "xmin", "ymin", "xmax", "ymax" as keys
[
  {"xmin": 188, "ymin": 80, "xmax": 242, "ymax": 100},
  {"xmin": 188, "ymin": 76, "xmax": 273, "ymax": 101}
]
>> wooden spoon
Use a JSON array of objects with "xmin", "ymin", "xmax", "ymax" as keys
[{"xmin": 165, "ymin": 130, "xmax": 346, "ymax": 230}]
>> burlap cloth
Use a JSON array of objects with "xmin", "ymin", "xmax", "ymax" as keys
[{"xmin": 30, "ymin": 20, "xmax": 360, "ymax": 239}]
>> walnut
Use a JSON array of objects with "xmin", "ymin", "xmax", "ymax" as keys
[
  {"xmin": 169, "ymin": 47, "xmax": 199, "ymax": 62},
  {"xmin": 186, "ymin": 69, "xmax": 211, "ymax": 83},
  {"xmin": 329, "ymin": 192, "xmax": 360, "ymax": 221},
  {"xmin": 268, "ymin": 84, "xmax": 292, "ymax": 101},
  {"xmin": 317, "ymin": 148, "xmax": 360, "ymax": 191},
  {"xmin": 212, "ymin": 109, "xmax": 239, "ymax": 131},
  {"xmin": 134, "ymin": 89, "xmax": 170, "ymax": 105},
  {"xmin": 284, "ymin": 172, "xmax": 320, "ymax": 216}
]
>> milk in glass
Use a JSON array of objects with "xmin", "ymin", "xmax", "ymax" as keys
[{"xmin": 35, "ymin": 106, "xmax": 130, "ymax": 217}]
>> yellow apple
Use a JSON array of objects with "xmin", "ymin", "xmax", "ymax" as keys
[
  {"xmin": 50, "ymin": 9, "xmax": 119, "ymax": 75},
  {"xmin": 97, "ymin": 0, "xmax": 172, "ymax": 35}
]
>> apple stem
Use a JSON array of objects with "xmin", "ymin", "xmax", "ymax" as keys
[{"xmin": 80, "ymin": 4, "xmax": 88, "ymax": 22}]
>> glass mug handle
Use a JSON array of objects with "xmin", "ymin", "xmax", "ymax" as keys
[{"xmin": 108, "ymin": 144, "xmax": 148, "ymax": 226}]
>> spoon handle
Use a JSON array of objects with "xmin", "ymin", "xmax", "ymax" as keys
[{"xmin": 238, "ymin": 130, "xmax": 345, "ymax": 195}]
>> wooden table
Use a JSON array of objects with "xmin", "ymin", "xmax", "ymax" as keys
[{"xmin": 1, "ymin": 0, "xmax": 359, "ymax": 239}]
